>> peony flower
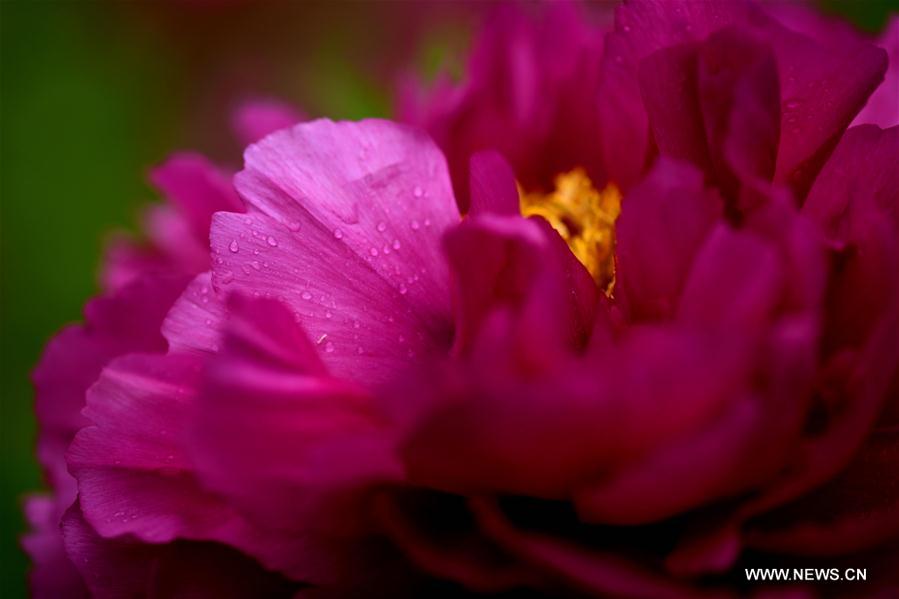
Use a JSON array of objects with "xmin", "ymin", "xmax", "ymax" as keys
[{"xmin": 27, "ymin": 1, "xmax": 899, "ymax": 597}]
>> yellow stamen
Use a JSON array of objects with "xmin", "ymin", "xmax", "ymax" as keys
[{"xmin": 519, "ymin": 169, "xmax": 621, "ymax": 294}]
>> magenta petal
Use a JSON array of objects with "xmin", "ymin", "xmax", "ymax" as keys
[
  {"xmin": 698, "ymin": 27, "xmax": 781, "ymax": 192},
  {"xmin": 443, "ymin": 214, "xmax": 595, "ymax": 364},
  {"xmin": 616, "ymin": 158, "xmax": 722, "ymax": 321},
  {"xmin": 762, "ymin": 18, "xmax": 887, "ymax": 196},
  {"xmin": 60, "ymin": 504, "xmax": 294, "ymax": 598},
  {"xmin": 231, "ymin": 98, "xmax": 303, "ymax": 147},
  {"xmin": 852, "ymin": 17, "xmax": 899, "ymax": 128},
  {"xmin": 748, "ymin": 430, "xmax": 899, "ymax": 556},
  {"xmin": 470, "ymin": 498, "xmax": 705, "ymax": 599},
  {"xmin": 23, "ymin": 496, "xmax": 87, "ymax": 598},
  {"xmin": 190, "ymin": 295, "xmax": 400, "ymax": 539},
  {"xmin": 149, "ymin": 152, "xmax": 244, "ymax": 241},
  {"xmin": 638, "ymin": 43, "xmax": 711, "ymax": 175},
  {"xmin": 162, "ymin": 272, "xmax": 227, "ymax": 354},
  {"xmin": 803, "ymin": 125, "xmax": 899, "ymax": 238},
  {"xmin": 32, "ymin": 274, "xmax": 188, "ymax": 494},
  {"xmin": 67, "ymin": 352, "xmax": 321, "ymax": 581},
  {"xmin": 575, "ymin": 397, "xmax": 760, "ymax": 525},
  {"xmin": 467, "ymin": 150, "xmax": 520, "ymax": 217},
  {"xmin": 678, "ymin": 224, "xmax": 782, "ymax": 334},
  {"xmin": 215, "ymin": 119, "xmax": 458, "ymax": 383},
  {"xmin": 599, "ymin": 0, "xmax": 749, "ymax": 187}
]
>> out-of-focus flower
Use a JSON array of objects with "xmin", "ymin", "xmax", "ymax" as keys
[
  {"xmin": 25, "ymin": 100, "xmax": 299, "ymax": 598},
  {"xmin": 27, "ymin": 1, "xmax": 899, "ymax": 597}
]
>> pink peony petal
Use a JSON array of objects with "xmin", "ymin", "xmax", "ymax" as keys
[
  {"xmin": 68, "ymin": 352, "xmax": 326, "ymax": 582},
  {"xmin": 615, "ymin": 158, "xmax": 722, "ymax": 321},
  {"xmin": 190, "ymin": 295, "xmax": 401, "ymax": 542},
  {"xmin": 852, "ymin": 17, "xmax": 899, "ymax": 128},
  {"xmin": 467, "ymin": 150, "xmax": 520, "ymax": 217},
  {"xmin": 212, "ymin": 119, "xmax": 459, "ymax": 383},
  {"xmin": 60, "ymin": 504, "xmax": 294, "ymax": 598},
  {"xmin": 149, "ymin": 152, "xmax": 243, "ymax": 242},
  {"xmin": 162, "ymin": 272, "xmax": 227, "ymax": 354}
]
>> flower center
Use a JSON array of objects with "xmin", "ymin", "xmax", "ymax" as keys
[{"xmin": 519, "ymin": 168, "xmax": 621, "ymax": 294}]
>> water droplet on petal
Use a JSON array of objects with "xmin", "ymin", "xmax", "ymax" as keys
[
  {"xmin": 324, "ymin": 341, "xmax": 335, "ymax": 353},
  {"xmin": 219, "ymin": 271, "xmax": 234, "ymax": 285},
  {"xmin": 413, "ymin": 185, "xmax": 423, "ymax": 198},
  {"xmin": 334, "ymin": 229, "xmax": 344, "ymax": 239},
  {"xmin": 398, "ymin": 284, "xmax": 408, "ymax": 295},
  {"xmin": 369, "ymin": 247, "xmax": 379, "ymax": 257},
  {"xmin": 377, "ymin": 221, "xmax": 387, "ymax": 232},
  {"xmin": 301, "ymin": 291, "xmax": 313, "ymax": 300},
  {"xmin": 229, "ymin": 240, "xmax": 239, "ymax": 253},
  {"xmin": 410, "ymin": 220, "xmax": 420, "ymax": 230},
  {"xmin": 267, "ymin": 236, "xmax": 278, "ymax": 247},
  {"xmin": 286, "ymin": 220, "xmax": 301, "ymax": 232}
]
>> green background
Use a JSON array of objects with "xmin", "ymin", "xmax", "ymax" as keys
[{"xmin": 0, "ymin": 1, "xmax": 892, "ymax": 597}]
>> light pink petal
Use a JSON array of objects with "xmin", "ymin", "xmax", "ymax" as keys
[
  {"xmin": 615, "ymin": 158, "xmax": 722, "ymax": 321},
  {"xmin": 162, "ymin": 272, "xmax": 227, "ymax": 354},
  {"xmin": 467, "ymin": 150, "xmax": 520, "ymax": 217},
  {"xmin": 231, "ymin": 98, "xmax": 304, "ymax": 147},
  {"xmin": 214, "ymin": 119, "xmax": 459, "ymax": 383}
]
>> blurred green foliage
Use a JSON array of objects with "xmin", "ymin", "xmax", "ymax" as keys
[{"xmin": 0, "ymin": 1, "xmax": 893, "ymax": 597}]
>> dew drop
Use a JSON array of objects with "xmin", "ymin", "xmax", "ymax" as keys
[
  {"xmin": 251, "ymin": 261, "xmax": 261, "ymax": 270},
  {"xmin": 334, "ymin": 229, "xmax": 344, "ymax": 239},
  {"xmin": 219, "ymin": 271, "xmax": 234, "ymax": 285},
  {"xmin": 377, "ymin": 221, "xmax": 387, "ymax": 232},
  {"xmin": 229, "ymin": 240, "xmax": 239, "ymax": 253},
  {"xmin": 267, "ymin": 235, "xmax": 278, "ymax": 247},
  {"xmin": 301, "ymin": 291, "xmax": 313, "ymax": 300},
  {"xmin": 413, "ymin": 185, "xmax": 423, "ymax": 198},
  {"xmin": 392, "ymin": 239, "xmax": 401, "ymax": 250},
  {"xmin": 324, "ymin": 341, "xmax": 335, "ymax": 353},
  {"xmin": 286, "ymin": 220, "xmax": 301, "ymax": 232},
  {"xmin": 398, "ymin": 284, "xmax": 408, "ymax": 295},
  {"xmin": 369, "ymin": 247, "xmax": 379, "ymax": 257},
  {"xmin": 411, "ymin": 220, "xmax": 420, "ymax": 230}
]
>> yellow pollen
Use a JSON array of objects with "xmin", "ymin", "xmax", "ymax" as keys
[{"xmin": 519, "ymin": 168, "xmax": 621, "ymax": 294}]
